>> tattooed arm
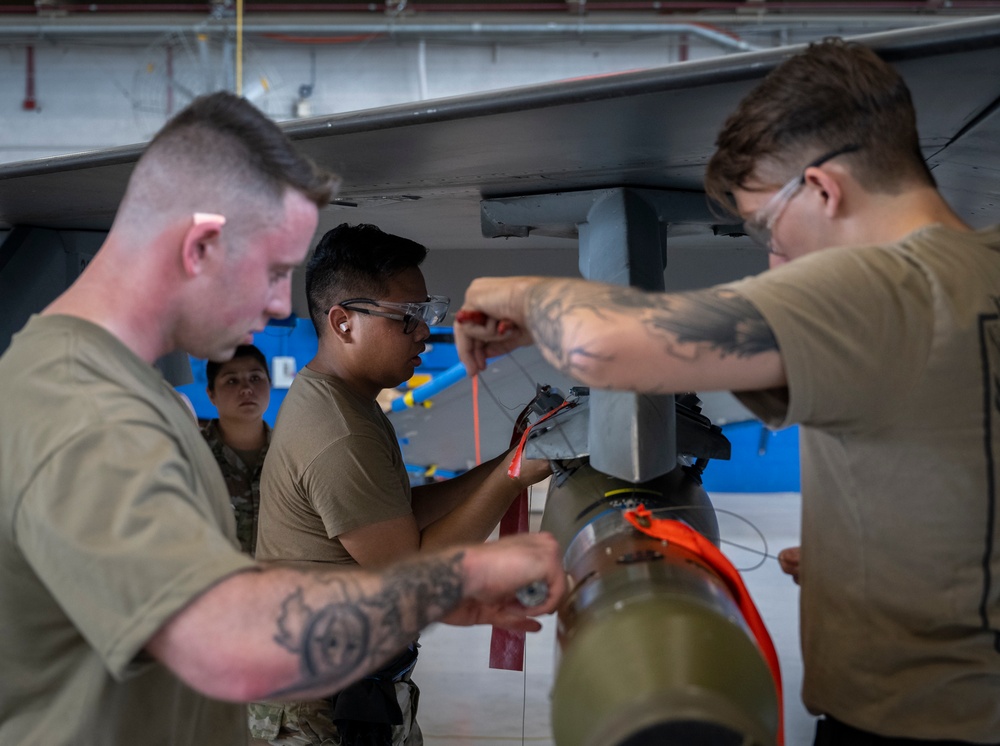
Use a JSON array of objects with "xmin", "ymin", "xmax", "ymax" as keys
[
  {"xmin": 455, "ymin": 276, "xmax": 786, "ymax": 394},
  {"xmin": 407, "ymin": 445, "xmax": 550, "ymax": 546},
  {"xmin": 145, "ymin": 532, "xmax": 564, "ymax": 702}
]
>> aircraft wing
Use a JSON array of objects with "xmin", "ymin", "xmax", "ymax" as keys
[{"xmin": 2, "ymin": 15, "xmax": 998, "ymax": 315}]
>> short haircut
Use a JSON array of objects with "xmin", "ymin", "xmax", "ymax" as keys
[
  {"xmin": 116, "ymin": 92, "xmax": 339, "ymax": 242},
  {"xmin": 206, "ymin": 344, "xmax": 270, "ymax": 391},
  {"xmin": 305, "ymin": 223, "xmax": 428, "ymax": 337},
  {"xmin": 705, "ymin": 38, "xmax": 935, "ymax": 216}
]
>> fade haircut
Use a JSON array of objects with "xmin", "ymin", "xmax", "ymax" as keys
[
  {"xmin": 117, "ymin": 91, "xmax": 338, "ymax": 241},
  {"xmin": 206, "ymin": 344, "xmax": 270, "ymax": 392},
  {"xmin": 705, "ymin": 38, "xmax": 935, "ymax": 216},
  {"xmin": 306, "ymin": 223, "xmax": 428, "ymax": 337}
]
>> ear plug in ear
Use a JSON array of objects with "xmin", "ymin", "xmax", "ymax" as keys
[{"xmin": 340, "ymin": 323, "xmax": 349, "ymax": 332}]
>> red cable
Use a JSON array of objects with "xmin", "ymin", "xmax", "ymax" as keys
[{"xmin": 471, "ymin": 375, "xmax": 481, "ymax": 466}]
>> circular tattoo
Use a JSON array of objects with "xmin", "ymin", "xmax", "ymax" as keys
[{"xmin": 303, "ymin": 605, "xmax": 370, "ymax": 677}]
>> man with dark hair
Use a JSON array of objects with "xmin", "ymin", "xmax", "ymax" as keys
[
  {"xmin": 204, "ymin": 343, "xmax": 273, "ymax": 555},
  {"xmin": 0, "ymin": 94, "xmax": 564, "ymax": 746},
  {"xmin": 255, "ymin": 223, "xmax": 551, "ymax": 746},
  {"xmin": 453, "ymin": 39, "xmax": 1000, "ymax": 744}
]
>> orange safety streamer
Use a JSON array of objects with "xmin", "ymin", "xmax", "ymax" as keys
[
  {"xmin": 471, "ymin": 375, "xmax": 482, "ymax": 466},
  {"xmin": 624, "ymin": 505, "xmax": 785, "ymax": 746}
]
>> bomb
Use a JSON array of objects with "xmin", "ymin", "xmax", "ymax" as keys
[{"xmin": 523, "ymin": 391, "xmax": 781, "ymax": 746}]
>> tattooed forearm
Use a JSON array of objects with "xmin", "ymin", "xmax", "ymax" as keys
[
  {"xmin": 647, "ymin": 288, "xmax": 778, "ymax": 358},
  {"xmin": 525, "ymin": 280, "xmax": 777, "ymax": 381},
  {"xmin": 266, "ymin": 551, "xmax": 465, "ymax": 698},
  {"xmin": 525, "ymin": 281, "xmax": 614, "ymax": 378}
]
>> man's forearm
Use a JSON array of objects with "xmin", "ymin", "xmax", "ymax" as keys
[
  {"xmin": 417, "ymin": 453, "xmax": 523, "ymax": 549},
  {"xmin": 523, "ymin": 279, "xmax": 781, "ymax": 393},
  {"xmin": 410, "ymin": 451, "xmax": 509, "ymax": 529},
  {"xmin": 261, "ymin": 553, "xmax": 464, "ymax": 699},
  {"xmin": 147, "ymin": 550, "xmax": 467, "ymax": 702}
]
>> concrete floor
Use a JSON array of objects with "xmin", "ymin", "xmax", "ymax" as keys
[{"xmin": 414, "ymin": 491, "xmax": 816, "ymax": 745}]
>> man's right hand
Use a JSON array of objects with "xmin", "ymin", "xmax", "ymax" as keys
[
  {"xmin": 778, "ymin": 546, "xmax": 801, "ymax": 585},
  {"xmin": 454, "ymin": 277, "xmax": 542, "ymax": 375},
  {"xmin": 443, "ymin": 532, "xmax": 565, "ymax": 631}
]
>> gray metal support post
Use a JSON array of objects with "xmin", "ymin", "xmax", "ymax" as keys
[{"xmin": 577, "ymin": 189, "xmax": 675, "ymax": 482}]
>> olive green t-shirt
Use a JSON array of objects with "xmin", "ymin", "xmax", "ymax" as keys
[
  {"xmin": 729, "ymin": 224, "xmax": 1000, "ymax": 740},
  {"xmin": 0, "ymin": 315, "xmax": 256, "ymax": 746},
  {"xmin": 257, "ymin": 367, "xmax": 412, "ymax": 566}
]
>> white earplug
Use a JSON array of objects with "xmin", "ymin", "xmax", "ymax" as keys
[{"xmin": 340, "ymin": 323, "xmax": 348, "ymax": 332}]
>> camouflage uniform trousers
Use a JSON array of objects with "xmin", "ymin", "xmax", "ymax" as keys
[{"xmin": 247, "ymin": 674, "xmax": 422, "ymax": 746}]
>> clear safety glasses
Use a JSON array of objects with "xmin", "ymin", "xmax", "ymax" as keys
[
  {"xmin": 742, "ymin": 144, "xmax": 861, "ymax": 251},
  {"xmin": 338, "ymin": 295, "xmax": 451, "ymax": 334}
]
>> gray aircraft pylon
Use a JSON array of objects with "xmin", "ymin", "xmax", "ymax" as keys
[{"xmin": 481, "ymin": 186, "xmax": 715, "ymax": 482}]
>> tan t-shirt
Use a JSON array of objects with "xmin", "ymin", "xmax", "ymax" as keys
[
  {"xmin": 728, "ymin": 224, "xmax": 1000, "ymax": 740},
  {"xmin": 0, "ymin": 315, "xmax": 256, "ymax": 746},
  {"xmin": 257, "ymin": 367, "xmax": 412, "ymax": 565}
]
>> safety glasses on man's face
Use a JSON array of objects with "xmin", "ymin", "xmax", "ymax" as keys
[
  {"xmin": 741, "ymin": 144, "xmax": 861, "ymax": 251},
  {"xmin": 337, "ymin": 296, "xmax": 450, "ymax": 334}
]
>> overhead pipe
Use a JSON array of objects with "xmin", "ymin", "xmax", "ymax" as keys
[
  {"xmin": 276, "ymin": 22, "xmax": 760, "ymax": 52},
  {"xmin": 3, "ymin": 1, "xmax": 1000, "ymax": 11},
  {"xmin": 1, "ymin": 20, "xmax": 759, "ymax": 51},
  {"xmin": 0, "ymin": 9, "xmax": 987, "ymax": 49}
]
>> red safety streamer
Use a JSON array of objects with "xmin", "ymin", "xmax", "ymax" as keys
[
  {"xmin": 506, "ymin": 400, "xmax": 572, "ymax": 480},
  {"xmin": 624, "ymin": 505, "xmax": 785, "ymax": 746},
  {"xmin": 488, "ymin": 402, "xmax": 536, "ymax": 670}
]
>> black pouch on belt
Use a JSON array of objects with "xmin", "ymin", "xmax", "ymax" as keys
[{"xmin": 331, "ymin": 644, "xmax": 419, "ymax": 746}]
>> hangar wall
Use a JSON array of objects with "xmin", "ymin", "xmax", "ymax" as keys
[
  {"xmin": 2, "ymin": 30, "xmax": 721, "ymax": 164},
  {"xmin": 0, "ymin": 10, "xmax": 953, "ymax": 165}
]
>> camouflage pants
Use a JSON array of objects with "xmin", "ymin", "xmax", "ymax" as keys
[{"xmin": 247, "ymin": 676, "xmax": 422, "ymax": 746}]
